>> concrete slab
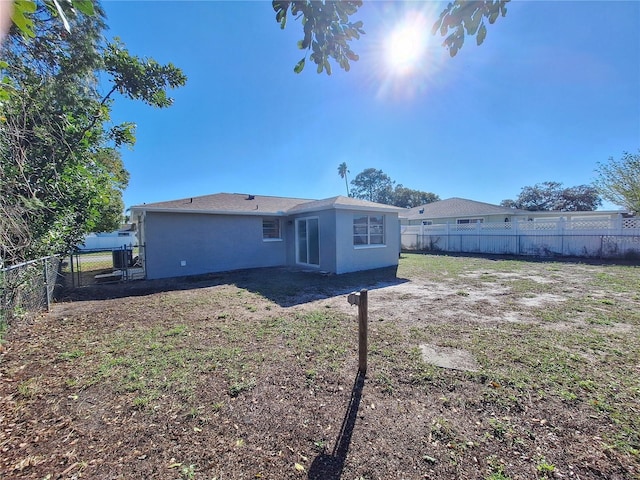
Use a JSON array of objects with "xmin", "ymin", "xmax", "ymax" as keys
[{"xmin": 420, "ymin": 344, "xmax": 479, "ymax": 372}]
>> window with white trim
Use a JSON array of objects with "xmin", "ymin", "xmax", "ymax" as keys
[
  {"xmin": 353, "ymin": 215, "xmax": 385, "ymax": 246},
  {"xmin": 262, "ymin": 218, "xmax": 281, "ymax": 239}
]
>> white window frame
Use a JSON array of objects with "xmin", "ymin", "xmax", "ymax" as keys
[
  {"xmin": 456, "ymin": 218, "xmax": 484, "ymax": 224},
  {"xmin": 262, "ymin": 218, "xmax": 282, "ymax": 241},
  {"xmin": 353, "ymin": 214, "xmax": 386, "ymax": 248}
]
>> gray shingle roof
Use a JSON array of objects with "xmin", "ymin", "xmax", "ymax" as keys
[
  {"xmin": 131, "ymin": 193, "xmax": 401, "ymax": 216},
  {"xmin": 131, "ymin": 193, "xmax": 312, "ymax": 215}
]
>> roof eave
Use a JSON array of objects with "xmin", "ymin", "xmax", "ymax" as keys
[
  {"xmin": 129, "ymin": 206, "xmax": 286, "ymax": 216},
  {"xmin": 289, "ymin": 204, "xmax": 402, "ymax": 215},
  {"xmin": 334, "ymin": 204, "xmax": 402, "ymax": 213}
]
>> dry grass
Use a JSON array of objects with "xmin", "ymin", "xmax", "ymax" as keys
[{"xmin": 0, "ymin": 254, "xmax": 638, "ymax": 479}]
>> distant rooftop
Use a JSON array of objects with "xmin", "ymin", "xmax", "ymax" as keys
[{"xmin": 403, "ymin": 197, "xmax": 526, "ymax": 220}]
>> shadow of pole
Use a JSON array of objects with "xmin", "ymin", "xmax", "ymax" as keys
[{"xmin": 308, "ymin": 370, "xmax": 365, "ymax": 480}]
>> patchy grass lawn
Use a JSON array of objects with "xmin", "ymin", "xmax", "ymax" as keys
[{"xmin": 1, "ymin": 254, "xmax": 639, "ymax": 479}]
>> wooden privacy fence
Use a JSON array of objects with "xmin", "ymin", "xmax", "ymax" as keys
[{"xmin": 401, "ymin": 217, "xmax": 640, "ymax": 259}]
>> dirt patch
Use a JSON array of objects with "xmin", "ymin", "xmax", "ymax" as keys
[
  {"xmin": 517, "ymin": 293, "xmax": 566, "ymax": 308},
  {"xmin": 1, "ymin": 256, "xmax": 639, "ymax": 480}
]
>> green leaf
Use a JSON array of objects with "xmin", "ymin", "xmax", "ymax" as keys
[
  {"xmin": 293, "ymin": 57, "xmax": 305, "ymax": 74},
  {"xmin": 274, "ymin": 2, "xmax": 286, "ymax": 18},
  {"xmin": 476, "ymin": 23, "xmax": 487, "ymax": 46},
  {"xmin": 72, "ymin": 0, "xmax": 96, "ymax": 16},
  {"xmin": 276, "ymin": 0, "xmax": 363, "ymax": 75},
  {"xmin": 15, "ymin": 0, "xmax": 37, "ymax": 14},
  {"xmin": 466, "ymin": 9, "xmax": 482, "ymax": 35},
  {"xmin": 11, "ymin": 1, "xmax": 36, "ymax": 37},
  {"xmin": 345, "ymin": 51, "xmax": 358, "ymax": 61},
  {"xmin": 324, "ymin": 58, "xmax": 332, "ymax": 75}
]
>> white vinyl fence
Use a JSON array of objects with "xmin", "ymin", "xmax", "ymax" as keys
[{"xmin": 401, "ymin": 217, "xmax": 640, "ymax": 259}]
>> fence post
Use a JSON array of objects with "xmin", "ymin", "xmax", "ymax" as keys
[
  {"xmin": 347, "ymin": 289, "xmax": 368, "ymax": 374},
  {"xmin": 615, "ymin": 214, "xmax": 624, "ymax": 235},
  {"xmin": 70, "ymin": 251, "xmax": 76, "ymax": 288},
  {"xmin": 122, "ymin": 245, "xmax": 129, "ymax": 281},
  {"xmin": 42, "ymin": 257, "xmax": 50, "ymax": 312},
  {"xmin": 0, "ymin": 267, "xmax": 5, "ymax": 326},
  {"xmin": 358, "ymin": 289, "xmax": 368, "ymax": 374}
]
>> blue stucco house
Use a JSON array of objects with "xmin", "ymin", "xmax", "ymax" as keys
[{"xmin": 130, "ymin": 193, "xmax": 401, "ymax": 280}]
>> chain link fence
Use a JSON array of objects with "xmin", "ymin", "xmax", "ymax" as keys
[
  {"xmin": 0, "ymin": 256, "xmax": 62, "ymax": 332},
  {"xmin": 1, "ymin": 247, "xmax": 145, "ymax": 336},
  {"xmin": 64, "ymin": 246, "xmax": 144, "ymax": 287}
]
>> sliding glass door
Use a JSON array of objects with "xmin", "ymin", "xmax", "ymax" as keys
[{"xmin": 296, "ymin": 218, "xmax": 319, "ymax": 266}]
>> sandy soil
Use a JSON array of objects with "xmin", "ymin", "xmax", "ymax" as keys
[{"xmin": 1, "ymin": 258, "xmax": 638, "ymax": 479}]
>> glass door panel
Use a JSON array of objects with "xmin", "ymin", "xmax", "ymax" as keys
[
  {"xmin": 308, "ymin": 218, "xmax": 319, "ymax": 265},
  {"xmin": 296, "ymin": 218, "xmax": 319, "ymax": 266}
]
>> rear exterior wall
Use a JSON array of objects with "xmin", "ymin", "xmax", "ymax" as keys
[
  {"xmin": 335, "ymin": 209, "xmax": 400, "ymax": 274},
  {"xmin": 285, "ymin": 209, "xmax": 338, "ymax": 273},
  {"xmin": 143, "ymin": 212, "xmax": 287, "ymax": 279}
]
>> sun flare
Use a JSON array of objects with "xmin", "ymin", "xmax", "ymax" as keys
[
  {"xmin": 372, "ymin": 7, "xmax": 445, "ymax": 100},
  {"xmin": 384, "ymin": 16, "xmax": 428, "ymax": 75}
]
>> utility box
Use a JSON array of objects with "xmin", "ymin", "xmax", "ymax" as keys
[{"xmin": 112, "ymin": 249, "xmax": 132, "ymax": 269}]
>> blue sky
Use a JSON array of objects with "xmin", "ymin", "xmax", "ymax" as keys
[{"xmin": 102, "ymin": 1, "xmax": 640, "ymax": 211}]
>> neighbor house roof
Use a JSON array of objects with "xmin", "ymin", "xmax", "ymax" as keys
[
  {"xmin": 131, "ymin": 193, "xmax": 401, "ymax": 216},
  {"xmin": 404, "ymin": 197, "xmax": 525, "ymax": 221}
]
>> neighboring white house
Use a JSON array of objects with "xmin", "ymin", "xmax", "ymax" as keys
[
  {"xmin": 78, "ymin": 224, "xmax": 138, "ymax": 251},
  {"xmin": 400, "ymin": 198, "xmax": 639, "ymax": 258},
  {"xmin": 401, "ymin": 197, "xmax": 630, "ymax": 226},
  {"xmin": 130, "ymin": 193, "xmax": 402, "ymax": 280}
]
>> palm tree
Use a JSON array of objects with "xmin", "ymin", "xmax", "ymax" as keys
[{"xmin": 337, "ymin": 162, "xmax": 350, "ymax": 197}]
